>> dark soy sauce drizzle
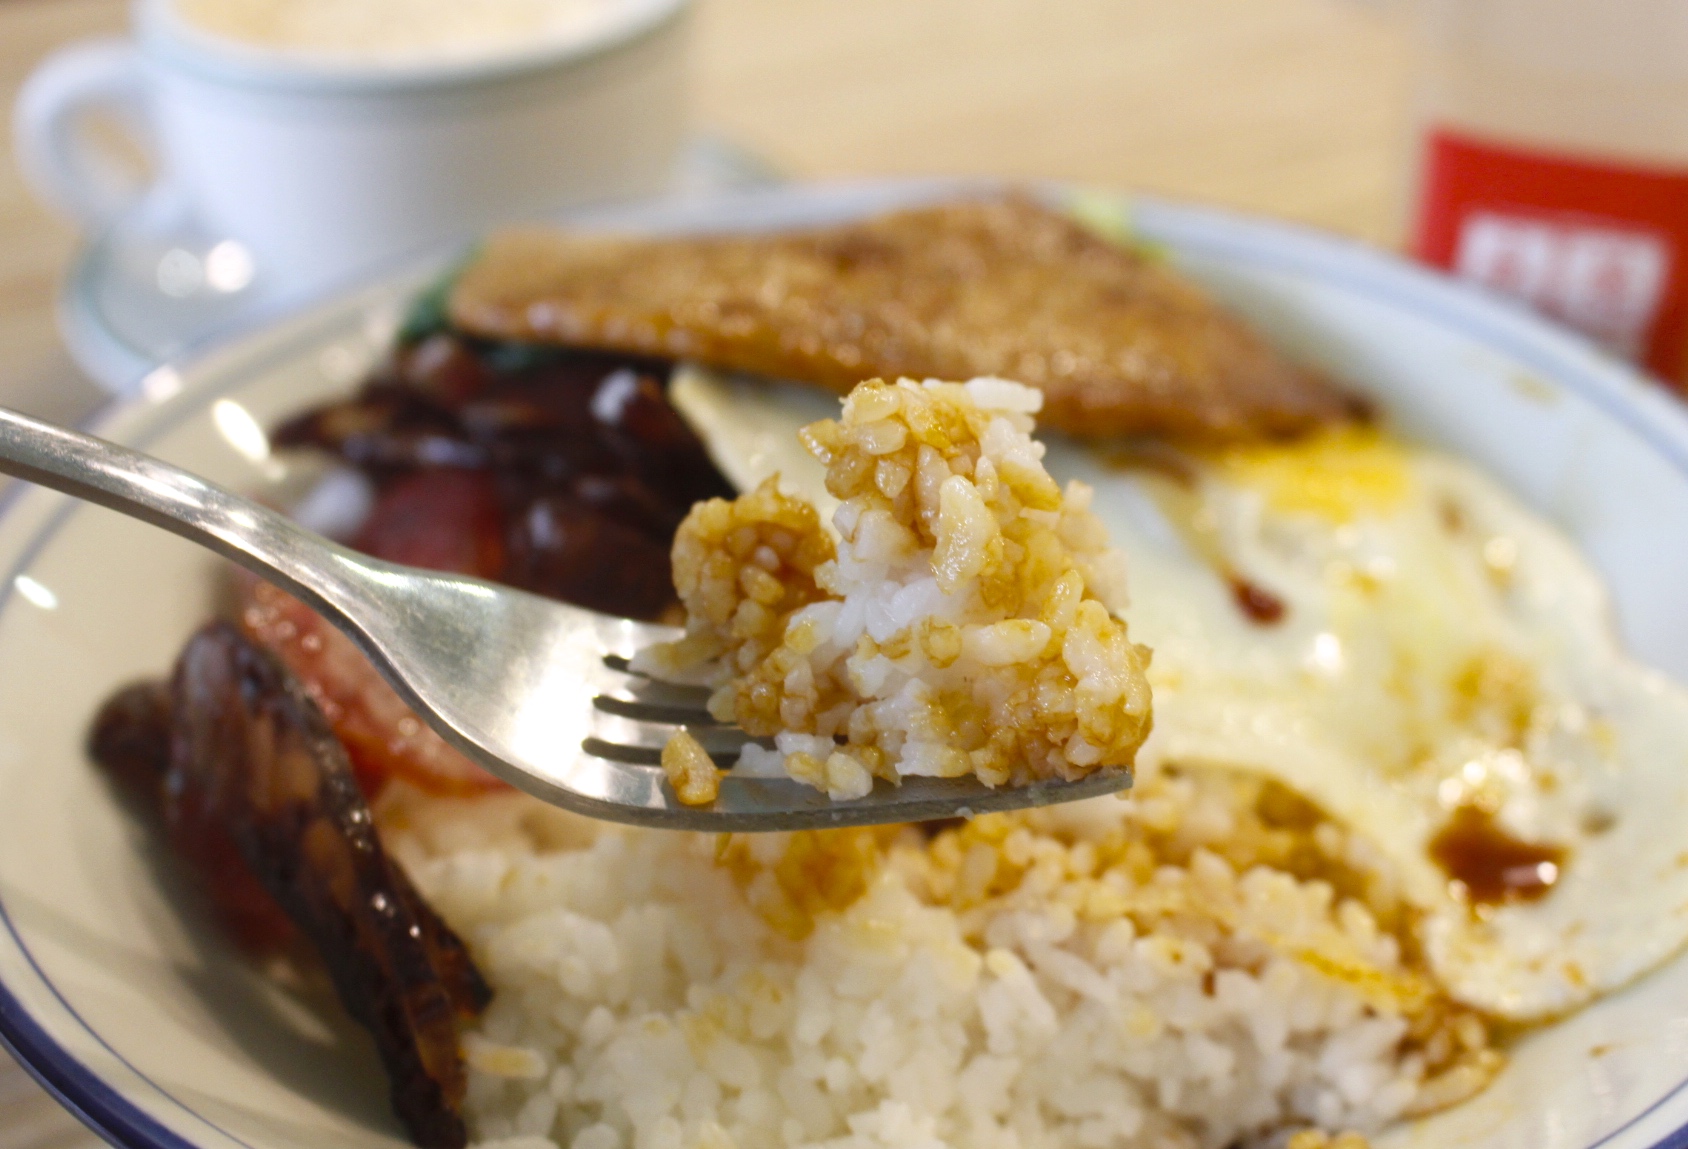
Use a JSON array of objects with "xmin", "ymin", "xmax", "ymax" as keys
[
  {"xmin": 1429, "ymin": 805, "xmax": 1567, "ymax": 905},
  {"xmin": 1228, "ymin": 576, "xmax": 1286, "ymax": 625}
]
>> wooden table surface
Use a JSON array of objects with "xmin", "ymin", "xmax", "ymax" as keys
[{"xmin": 0, "ymin": 0, "xmax": 1411, "ymax": 1143}]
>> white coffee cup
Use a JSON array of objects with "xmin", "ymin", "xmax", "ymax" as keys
[{"xmin": 14, "ymin": 0, "xmax": 690, "ymax": 289}]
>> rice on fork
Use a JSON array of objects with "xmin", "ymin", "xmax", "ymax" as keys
[{"xmin": 643, "ymin": 376, "xmax": 1153, "ymax": 802}]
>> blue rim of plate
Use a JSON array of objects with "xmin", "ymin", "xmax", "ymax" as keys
[
  {"xmin": 0, "ymin": 278, "xmax": 398, "ymax": 1149},
  {"xmin": 6, "ymin": 177, "xmax": 1688, "ymax": 1149}
]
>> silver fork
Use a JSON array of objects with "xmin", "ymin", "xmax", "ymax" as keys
[{"xmin": 0, "ymin": 405, "xmax": 1131, "ymax": 830}]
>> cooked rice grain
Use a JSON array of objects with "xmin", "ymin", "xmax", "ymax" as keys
[{"xmin": 663, "ymin": 731, "xmax": 723, "ymax": 806}]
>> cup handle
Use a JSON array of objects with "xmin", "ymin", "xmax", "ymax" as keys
[{"xmin": 13, "ymin": 39, "xmax": 158, "ymax": 231}]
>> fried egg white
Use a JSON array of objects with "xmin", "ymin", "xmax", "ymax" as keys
[{"xmin": 673, "ymin": 365, "xmax": 1688, "ymax": 1022}]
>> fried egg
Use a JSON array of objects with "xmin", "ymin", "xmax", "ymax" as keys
[{"xmin": 672, "ymin": 364, "xmax": 1688, "ymax": 1022}]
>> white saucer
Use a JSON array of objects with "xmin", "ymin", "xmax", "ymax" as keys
[{"xmin": 58, "ymin": 135, "xmax": 783, "ymax": 396}]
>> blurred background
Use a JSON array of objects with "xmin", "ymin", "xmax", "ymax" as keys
[{"xmin": 0, "ymin": 0, "xmax": 1410, "ymax": 431}]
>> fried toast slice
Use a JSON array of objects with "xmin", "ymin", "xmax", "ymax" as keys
[{"xmin": 448, "ymin": 197, "xmax": 1361, "ymax": 442}]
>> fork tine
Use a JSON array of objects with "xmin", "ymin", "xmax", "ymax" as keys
[
  {"xmin": 604, "ymin": 654, "xmax": 715, "ymax": 691},
  {"xmin": 582, "ymin": 739, "xmax": 744, "ymax": 769},
  {"xmin": 594, "ymin": 621, "xmax": 687, "ymax": 660},
  {"xmin": 592, "ymin": 645, "xmax": 720, "ymax": 725},
  {"xmin": 594, "ymin": 695, "xmax": 720, "ymax": 726},
  {"xmin": 597, "ymin": 671, "xmax": 714, "ymax": 704},
  {"xmin": 590, "ymin": 712, "xmax": 758, "ymax": 756}
]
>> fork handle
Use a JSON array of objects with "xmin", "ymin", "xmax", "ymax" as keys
[{"xmin": 0, "ymin": 404, "xmax": 363, "ymax": 620}]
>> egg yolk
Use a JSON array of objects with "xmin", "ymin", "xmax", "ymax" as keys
[{"xmin": 1211, "ymin": 426, "xmax": 1412, "ymax": 522}]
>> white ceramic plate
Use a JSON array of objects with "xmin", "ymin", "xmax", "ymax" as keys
[{"xmin": 6, "ymin": 179, "xmax": 1688, "ymax": 1149}]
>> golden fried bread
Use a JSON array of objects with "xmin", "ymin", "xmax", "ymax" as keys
[{"xmin": 448, "ymin": 197, "xmax": 1361, "ymax": 442}]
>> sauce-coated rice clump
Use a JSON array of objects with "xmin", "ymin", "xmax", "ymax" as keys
[{"xmin": 648, "ymin": 377, "xmax": 1153, "ymax": 800}]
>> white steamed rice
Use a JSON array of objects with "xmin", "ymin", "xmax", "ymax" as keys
[{"xmin": 378, "ymin": 768, "xmax": 1495, "ymax": 1149}]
